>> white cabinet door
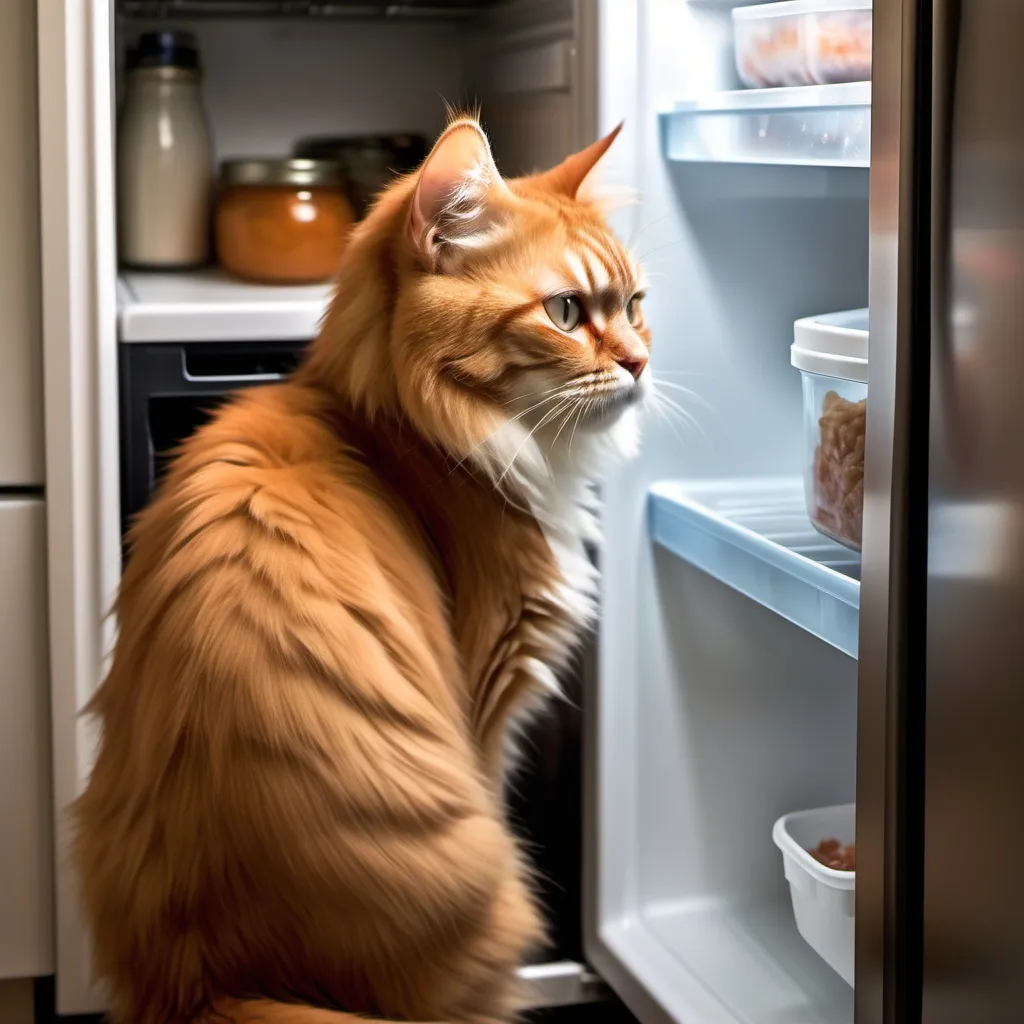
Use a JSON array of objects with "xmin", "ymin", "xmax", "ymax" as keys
[
  {"xmin": 0, "ymin": 0, "xmax": 44, "ymax": 487},
  {"xmin": 0, "ymin": 499, "xmax": 53, "ymax": 978}
]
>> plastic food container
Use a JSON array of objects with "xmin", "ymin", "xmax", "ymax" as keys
[
  {"xmin": 791, "ymin": 308, "xmax": 868, "ymax": 551},
  {"xmin": 733, "ymin": 0, "xmax": 873, "ymax": 89},
  {"xmin": 773, "ymin": 803, "xmax": 855, "ymax": 986},
  {"xmin": 215, "ymin": 158, "xmax": 355, "ymax": 284}
]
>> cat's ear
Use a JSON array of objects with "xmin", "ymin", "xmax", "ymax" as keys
[
  {"xmin": 527, "ymin": 122, "xmax": 624, "ymax": 199},
  {"xmin": 410, "ymin": 120, "xmax": 507, "ymax": 260}
]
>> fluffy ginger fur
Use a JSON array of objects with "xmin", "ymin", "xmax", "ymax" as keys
[{"xmin": 74, "ymin": 116, "xmax": 651, "ymax": 1024}]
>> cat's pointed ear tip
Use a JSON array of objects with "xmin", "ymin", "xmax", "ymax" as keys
[
  {"xmin": 604, "ymin": 121, "xmax": 625, "ymax": 147},
  {"xmin": 439, "ymin": 111, "xmax": 488, "ymax": 141}
]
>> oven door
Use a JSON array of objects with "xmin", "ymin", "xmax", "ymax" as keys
[{"xmin": 119, "ymin": 340, "xmax": 305, "ymax": 537}]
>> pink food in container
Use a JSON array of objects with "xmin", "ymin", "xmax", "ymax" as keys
[{"xmin": 733, "ymin": 0, "xmax": 872, "ymax": 89}]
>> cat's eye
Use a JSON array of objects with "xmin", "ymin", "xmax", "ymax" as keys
[
  {"xmin": 544, "ymin": 294, "xmax": 585, "ymax": 332},
  {"xmin": 626, "ymin": 294, "xmax": 644, "ymax": 327}
]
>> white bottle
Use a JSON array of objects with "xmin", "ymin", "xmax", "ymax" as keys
[{"xmin": 118, "ymin": 31, "xmax": 212, "ymax": 269}]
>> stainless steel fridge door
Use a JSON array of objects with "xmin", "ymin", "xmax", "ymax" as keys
[
  {"xmin": 858, "ymin": 0, "xmax": 933, "ymax": 1021},
  {"xmin": 922, "ymin": 1, "xmax": 1024, "ymax": 1021}
]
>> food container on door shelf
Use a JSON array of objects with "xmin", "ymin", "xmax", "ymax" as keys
[
  {"xmin": 791, "ymin": 308, "xmax": 868, "ymax": 551},
  {"xmin": 773, "ymin": 803, "xmax": 855, "ymax": 986},
  {"xmin": 732, "ymin": 0, "xmax": 873, "ymax": 89},
  {"xmin": 215, "ymin": 158, "xmax": 355, "ymax": 284}
]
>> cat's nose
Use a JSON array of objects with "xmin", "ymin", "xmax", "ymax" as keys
[{"xmin": 617, "ymin": 353, "xmax": 648, "ymax": 381}]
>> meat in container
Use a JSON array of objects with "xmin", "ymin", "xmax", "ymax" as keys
[
  {"xmin": 773, "ymin": 803, "xmax": 855, "ymax": 986},
  {"xmin": 732, "ymin": 0, "xmax": 873, "ymax": 89},
  {"xmin": 791, "ymin": 308, "xmax": 868, "ymax": 551}
]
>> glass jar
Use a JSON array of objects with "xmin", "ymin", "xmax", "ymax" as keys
[
  {"xmin": 215, "ymin": 159, "xmax": 355, "ymax": 284},
  {"xmin": 292, "ymin": 134, "xmax": 427, "ymax": 218},
  {"xmin": 118, "ymin": 31, "xmax": 213, "ymax": 269}
]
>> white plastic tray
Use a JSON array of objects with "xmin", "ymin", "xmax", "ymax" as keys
[{"xmin": 773, "ymin": 803, "xmax": 855, "ymax": 986}]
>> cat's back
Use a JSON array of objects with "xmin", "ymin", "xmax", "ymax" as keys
[
  {"xmin": 121, "ymin": 381, "xmax": 445, "ymax": 638},
  {"xmin": 102, "ymin": 379, "xmax": 462, "ymax": 748},
  {"xmin": 76, "ymin": 382, "xmax": 537, "ymax": 1023}
]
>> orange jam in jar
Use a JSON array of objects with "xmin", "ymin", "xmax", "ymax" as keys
[{"xmin": 215, "ymin": 158, "xmax": 354, "ymax": 284}]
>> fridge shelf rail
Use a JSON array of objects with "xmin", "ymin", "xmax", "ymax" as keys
[
  {"xmin": 662, "ymin": 82, "xmax": 871, "ymax": 168},
  {"xmin": 649, "ymin": 478, "xmax": 861, "ymax": 658}
]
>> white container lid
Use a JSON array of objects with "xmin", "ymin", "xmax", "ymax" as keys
[
  {"xmin": 734, "ymin": 0, "xmax": 872, "ymax": 21},
  {"xmin": 791, "ymin": 307, "xmax": 868, "ymax": 383}
]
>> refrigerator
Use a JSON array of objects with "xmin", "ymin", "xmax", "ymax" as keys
[{"xmin": 27, "ymin": 0, "xmax": 1024, "ymax": 1022}]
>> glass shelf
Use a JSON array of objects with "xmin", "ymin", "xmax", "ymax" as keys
[
  {"xmin": 662, "ymin": 82, "xmax": 871, "ymax": 168},
  {"xmin": 649, "ymin": 478, "xmax": 861, "ymax": 659}
]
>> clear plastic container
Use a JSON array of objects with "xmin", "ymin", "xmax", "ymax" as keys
[
  {"xmin": 773, "ymin": 803, "xmax": 855, "ymax": 986},
  {"xmin": 733, "ymin": 0, "xmax": 873, "ymax": 89},
  {"xmin": 807, "ymin": 4, "xmax": 873, "ymax": 84},
  {"xmin": 791, "ymin": 308, "xmax": 868, "ymax": 551}
]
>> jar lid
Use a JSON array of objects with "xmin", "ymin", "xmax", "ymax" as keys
[
  {"xmin": 220, "ymin": 159, "xmax": 345, "ymax": 188},
  {"xmin": 294, "ymin": 134, "xmax": 428, "ymax": 173},
  {"xmin": 127, "ymin": 31, "xmax": 200, "ymax": 71},
  {"xmin": 791, "ymin": 308, "xmax": 868, "ymax": 383}
]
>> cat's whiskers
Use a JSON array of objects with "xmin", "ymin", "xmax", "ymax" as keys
[
  {"xmin": 501, "ymin": 374, "xmax": 600, "ymax": 407},
  {"xmin": 548, "ymin": 396, "xmax": 584, "ymax": 451},
  {"xmin": 651, "ymin": 376, "xmax": 713, "ymax": 413},
  {"xmin": 567, "ymin": 396, "xmax": 593, "ymax": 459},
  {"xmin": 650, "ymin": 397, "xmax": 688, "ymax": 449},
  {"xmin": 649, "ymin": 390, "xmax": 704, "ymax": 438},
  {"xmin": 468, "ymin": 373, "xmax": 617, "ymax": 487},
  {"xmin": 443, "ymin": 384, "xmax": 578, "ymax": 479},
  {"xmin": 546, "ymin": 381, "xmax": 618, "ymax": 453},
  {"xmin": 494, "ymin": 394, "xmax": 575, "ymax": 490}
]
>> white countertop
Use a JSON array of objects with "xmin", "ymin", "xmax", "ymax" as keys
[{"xmin": 117, "ymin": 269, "xmax": 336, "ymax": 343}]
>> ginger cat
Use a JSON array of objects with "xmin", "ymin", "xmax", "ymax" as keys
[{"xmin": 75, "ymin": 116, "xmax": 651, "ymax": 1024}]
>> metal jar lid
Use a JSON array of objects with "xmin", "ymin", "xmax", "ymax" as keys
[
  {"xmin": 127, "ymin": 30, "xmax": 200, "ymax": 71},
  {"xmin": 219, "ymin": 158, "xmax": 345, "ymax": 189}
]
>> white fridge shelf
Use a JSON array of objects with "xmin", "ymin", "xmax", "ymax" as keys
[
  {"xmin": 118, "ymin": 270, "xmax": 335, "ymax": 344},
  {"xmin": 649, "ymin": 478, "xmax": 861, "ymax": 658},
  {"xmin": 662, "ymin": 82, "xmax": 871, "ymax": 167}
]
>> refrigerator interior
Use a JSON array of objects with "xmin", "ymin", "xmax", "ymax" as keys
[
  {"xmin": 47, "ymin": 0, "xmax": 870, "ymax": 1017},
  {"xmin": 112, "ymin": 0, "xmax": 581, "ymax": 203},
  {"xmin": 589, "ymin": 2, "xmax": 868, "ymax": 1022},
  {"xmin": 44, "ymin": 1, "xmax": 593, "ymax": 1014},
  {"xmin": 111, "ymin": 0, "xmax": 595, "ymax": 975}
]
